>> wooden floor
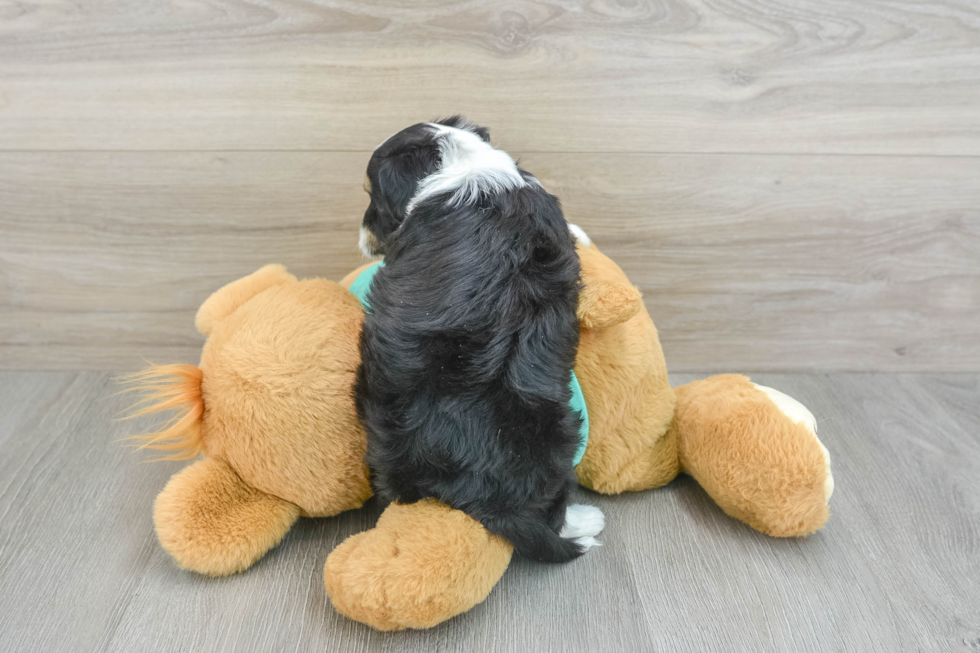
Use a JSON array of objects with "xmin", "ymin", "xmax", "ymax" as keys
[
  {"xmin": 1, "ymin": 371, "xmax": 978, "ymax": 652},
  {"xmin": 2, "ymin": 0, "xmax": 979, "ymax": 372}
]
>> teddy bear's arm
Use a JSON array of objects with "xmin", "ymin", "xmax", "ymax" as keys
[
  {"xmin": 195, "ymin": 264, "xmax": 297, "ymax": 336},
  {"xmin": 324, "ymin": 499, "xmax": 513, "ymax": 631},
  {"xmin": 154, "ymin": 457, "xmax": 301, "ymax": 576},
  {"xmin": 576, "ymin": 242, "xmax": 645, "ymax": 329}
]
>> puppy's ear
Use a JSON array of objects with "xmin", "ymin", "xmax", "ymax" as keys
[
  {"xmin": 473, "ymin": 126, "xmax": 491, "ymax": 143},
  {"xmin": 576, "ymin": 243, "xmax": 644, "ymax": 329},
  {"xmin": 377, "ymin": 158, "xmax": 417, "ymax": 216},
  {"xmin": 376, "ymin": 156, "xmax": 424, "ymax": 222},
  {"xmin": 378, "ymin": 141, "xmax": 442, "ymax": 209}
]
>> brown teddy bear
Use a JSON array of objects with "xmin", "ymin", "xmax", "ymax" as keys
[{"xmin": 128, "ymin": 240, "xmax": 832, "ymax": 631}]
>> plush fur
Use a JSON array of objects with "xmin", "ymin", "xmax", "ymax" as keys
[
  {"xmin": 199, "ymin": 272, "xmax": 373, "ymax": 518},
  {"xmin": 129, "ymin": 241, "xmax": 833, "ymax": 631},
  {"xmin": 356, "ymin": 118, "xmax": 596, "ymax": 562},
  {"xmin": 673, "ymin": 375, "xmax": 832, "ymax": 537},
  {"xmin": 155, "ymin": 457, "xmax": 300, "ymax": 576},
  {"xmin": 324, "ymin": 498, "xmax": 514, "ymax": 631},
  {"xmin": 195, "ymin": 263, "xmax": 296, "ymax": 336},
  {"xmin": 136, "ymin": 264, "xmax": 374, "ymax": 527},
  {"xmin": 571, "ymin": 244, "xmax": 680, "ymax": 494}
]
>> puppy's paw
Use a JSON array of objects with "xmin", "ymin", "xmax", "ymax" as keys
[
  {"xmin": 574, "ymin": 536, "xmax": 602, "ymax": 550},
  {"xmin": 560, "ymin": 504, "xmax": 605, "ymax": 544}
]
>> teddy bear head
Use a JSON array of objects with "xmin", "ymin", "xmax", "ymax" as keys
[{"xmin": 130, "ymin": 265, "xmax": 373, "ymax": 518}]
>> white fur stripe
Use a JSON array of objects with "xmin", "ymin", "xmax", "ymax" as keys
[{"xmin": 405, "ymin": 123, "xmax": 526, "ymax": 215}]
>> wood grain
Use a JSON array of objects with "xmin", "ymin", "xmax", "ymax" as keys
[
  {"xmin": 1, "ymin": 0, "xmax": 979, "ymax": 154},
  {"xmin": 1, "ymin": 371, "xmax": 978, "ymax": 652},
  {"xmin": 530, "ymin": 152, "xmax": 980, "ymax": 373},
  {"xmin": 2, "ymin": 151, "xmax": 977, "ymax": 371}
]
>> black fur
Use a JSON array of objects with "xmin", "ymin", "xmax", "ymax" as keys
[
  {"xmin": 356, "ymin": 118, "xmax": 586, "ymax": 562},
  {"xmin": 361, "ymin": 123, "xmax": 440, "ymax": 255},
  {"xmin": 360, "ymin": 117, "xmax": 491, "ymax": 257}
]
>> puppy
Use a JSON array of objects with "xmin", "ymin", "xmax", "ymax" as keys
[{"xmin": 356, "ymin": 116, "xmax": 603, "ymax": 562}]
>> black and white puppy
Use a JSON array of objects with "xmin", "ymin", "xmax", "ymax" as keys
[{"xmin": 356, "ymin": 116, "xmax": 603, "ymax": 562}]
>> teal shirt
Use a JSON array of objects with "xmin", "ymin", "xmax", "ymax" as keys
[{"xmin": 349, "ymin": 261, "xmax": 589, "ymax": 467}]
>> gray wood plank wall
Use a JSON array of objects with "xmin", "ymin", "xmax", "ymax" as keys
[{"xmin": 2, "ymin": 0, "xmax": 979, "ymax": 372}]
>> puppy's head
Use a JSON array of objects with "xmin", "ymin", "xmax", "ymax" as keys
[{"xmin": 360, "ymin": 116, "xmax": 493, "ymax": 257}]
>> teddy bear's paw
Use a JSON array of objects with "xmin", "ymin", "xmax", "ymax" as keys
[
  {"xmin": 324, "ymin": 498, "xmax": 513, "ymax": 631},
  {"xmin": 753, "ymin": 383, "xmax": 834, "ymax": 503},
  {"xmin": 560, "ymin": 504, "xmax": 605, "ymax": 550},
  {"xmin": 673, "ymin": 374, "xmax": 833, "ymax": 538}
]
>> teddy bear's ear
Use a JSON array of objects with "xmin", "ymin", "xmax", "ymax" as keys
[
  {"xmin": 576, "ymin": 242, "xmax": 644, "ymax": 329},
  {"xmin": 195, "ymin": 264, "xmax": 297, "ymax": 336}
]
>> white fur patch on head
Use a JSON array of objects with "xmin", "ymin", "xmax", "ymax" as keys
[
  {"xmin": 753, "ymin": 383, "xmax": 834, "ymax": 501},
  {"xmin": 568, "ymin": 223, "xmax": 591, "ymax": 247},
  {"xmin": 405, "ymin": 123, "xmax": 527, "ymax": 215},
  {"xmin": 560, "ymin": 504, "xmax": 605, "ymax": 550}
]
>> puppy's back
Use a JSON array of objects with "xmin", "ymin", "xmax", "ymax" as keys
[{"xmin": 357, "ymin": 179, "xmax": 592, "ymax": 563}]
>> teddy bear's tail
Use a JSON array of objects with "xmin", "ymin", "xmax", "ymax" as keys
[{"xmin": 120, "ymin": 363, "xmax": 205, "ymax": 461}]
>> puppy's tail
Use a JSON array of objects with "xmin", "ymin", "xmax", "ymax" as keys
[{"xmin": 494, "ymin": 504, "xmax": 605, "ymax": 563}]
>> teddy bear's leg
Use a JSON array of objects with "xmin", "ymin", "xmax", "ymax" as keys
[
  {"xmin": 154, "ymin": 457, "xmax": 301, "ymax": 576},
  {"xmin": 672, "ymin": 374, "xmax": 833, "ymax": 537},
  {"xmin": 324, "ymin": 498, "xmax": 514, "ymax": 631}
]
